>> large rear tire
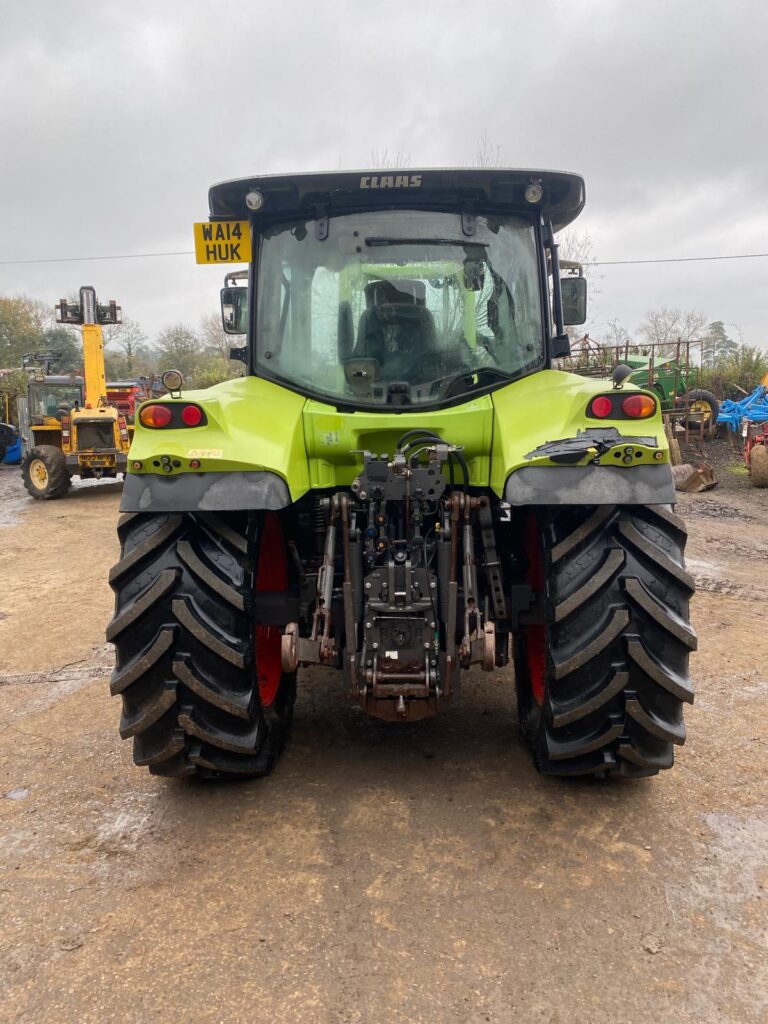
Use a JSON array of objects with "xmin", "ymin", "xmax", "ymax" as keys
[
  {"xmin": 516, "ymin": 504, "xmax": 696, "ymax": 779},
  {"xmin": 749, "ymin": 444, "xmax": 768, "ymax": 487},
  {"xmin": 107, "ymin": 511, "xmax": 296, "ymax": 779},
  {"xmin": 21, "ymin": 445, "xmax": 71, "ymax": 499}
]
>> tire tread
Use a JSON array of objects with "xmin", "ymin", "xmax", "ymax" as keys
[
  {"xmin": 519, "ymin": 503, "xmax": 695, "ymax": 779},
  {"xmin": 107, "ymin": 512, "xmax": 294, "ymax": 779}
]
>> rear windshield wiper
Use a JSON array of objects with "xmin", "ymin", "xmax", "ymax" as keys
[{"xmin": 365, "ymin": 237, "xmax": 488, "ymax": 248}]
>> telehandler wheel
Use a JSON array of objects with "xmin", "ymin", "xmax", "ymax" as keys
[
  {"xmin": 749, "ymin": 444, "xmax": 768, "ymax": 487},
  {"xmin": 21, "ymin": 445, "xmax": 71, "ymax": 500},
  {"xmin": 515, "ymin": 504, "xmax": 696, "ymax": 779},
  {"xmin": 107, "ymin": 510, "xmax": 296, "ymax": 779}
]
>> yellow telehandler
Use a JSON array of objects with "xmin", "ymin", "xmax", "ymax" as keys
[{"xmin": 19, "ymin": 287, "xmax": 131, "ymax": 499}]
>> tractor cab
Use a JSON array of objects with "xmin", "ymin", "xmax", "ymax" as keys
[
  {"xmin": 27, "ymin": 376, "xmax": 84, "ymax": 424},
  {"xmin": 216, "ymin": 169, "xmax": 588, "ymax": 409},
  {"xmin": 254, "ymin": 209, "xmax": 545, "ymax": 408}
]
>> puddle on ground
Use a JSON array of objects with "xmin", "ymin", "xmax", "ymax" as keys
[
  {"xmin": 93, "ymin": 790, "xmax": 160, "ymax": 855},
  {"xmin": 694, "ymin": 807, "xmax": 768, "ymax": 935},
  {"xmin": 686, "ymin": 557, "xmax": 743, "ymax": 596},
  {"xmin": 0, "ymin": 481, "xmax": 27, "ymax": 527},
  {"xmin": 3, "ymin": 788, "xmax": 29, "ymax": 801},
  {"xmin": 680, "ymin": 499, "xmax": 749, "ymax": 521},
  {"xmin": 0, "ymin": 468, "xmax": 122, "ymax": 528},
  {"xmin": 667, "ymin": 805, "xmax": 768, "ymax": 1023}
]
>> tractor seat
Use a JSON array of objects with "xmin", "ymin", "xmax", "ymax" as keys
[{"xmin": 354, "ymin": 303, "xmax": 438, "ymax": 375}]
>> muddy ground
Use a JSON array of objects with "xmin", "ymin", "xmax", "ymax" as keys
[{"xmin": 1, "ymin": 444, "xmax": 767, "ymax": 1024}]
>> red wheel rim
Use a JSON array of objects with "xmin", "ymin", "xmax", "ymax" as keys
[
  {"xmin": 254, "ymin": 512, "xmax": 288, "ymax": 708},
  {"xmin": 524, "ymin": 513, "xmax": 546, "ymax": 706}
]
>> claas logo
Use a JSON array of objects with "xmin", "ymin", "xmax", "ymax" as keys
[{"xmin": 360, "ymin": 174, "xmax": 423, "ymax": 190}]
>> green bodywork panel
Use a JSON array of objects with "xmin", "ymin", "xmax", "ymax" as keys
[
  {"xmin": 128, "ymin": 370, "xmax": 668, "ymax": 501},
  {"xmin": 303, "ymin": 397, "xmax": 493, "ymax": 488},
  {"xmin": 490, "ymin": 370, "xmax": 667, "ymax": 493},
  {"xmin": 129, "ymin": 377, "xmax": 311, "ymax": 497}
]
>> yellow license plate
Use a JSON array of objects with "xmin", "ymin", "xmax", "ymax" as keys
[{"xmin": 193, "ymin": 221, "xmax": 251, "ymax": 264}]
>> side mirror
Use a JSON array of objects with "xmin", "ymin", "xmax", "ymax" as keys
[
  {"xmin": 561, "ymin": 276, "xmax": 587, "ymax": 326},
  {"xmin": 220, "ymin": 286, "xmax": 248, "ymax": 335},
  {"xmin": 463, "ymin": 258, "xmax": 485, "ymax": 291}
]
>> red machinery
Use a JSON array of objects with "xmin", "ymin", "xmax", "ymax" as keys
[{"xmin": 106, "ymin": 381, "xmax": 153, "ymax": 422}]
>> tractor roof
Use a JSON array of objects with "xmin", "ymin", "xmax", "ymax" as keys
[
  {"xmin": 31, "ymin": 375, "xmax": 84, "ymax": 385},
  {"xmin": 208, "ymin": 168, "xmax": 585, "ymax": 232}
]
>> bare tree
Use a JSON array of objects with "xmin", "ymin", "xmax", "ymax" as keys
[
  {"xmin": 557, "ymin": 230, "xmax": 595, "ymax": 271},
  {"xmin": 199, "ymin": 312, "xmax": 232, "ymax": 360},
  {"xmin": 100, "ymin": 321, "xmax": 120, "ymax": 350},
  {"xmin": 475, "ymin": 132, "xmax": 502, "ymax": 168},
  {"xmin": 554, "ymin": 229, "xmax": 600, "ymax": 338},
  {"xmin": 23, "ymin": 296, "xmax": 58, "ymax": 334},
  {"xmin": 156, "ymin": 323, "xmax": 202, "ymax": 379},
  {"xmin": 100, "ymin": 315, "xmax": 147, "ymax": 371},
  {"xmin": 369, "ymin": 148, "xmax": 411, "ymax": 168},
  {"xmin": 638, "ymin": 307, "xmax": 706, "ymax": 352},
  {"xmin": 604, "ymin": 318, "xmax": 631, "ymax": 347}
]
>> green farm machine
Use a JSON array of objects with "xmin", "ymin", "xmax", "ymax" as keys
[{"xmin": 107, "ymin": 169, "xmax": 695, "ymax": 781}]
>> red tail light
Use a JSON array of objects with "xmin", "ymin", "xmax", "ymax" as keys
[
  {"xmin": 181, "ymin": 404, "xmax": 203, "ymax": 426},
  {"xmin": 588, "ymin": 393, "xmax": 657, "ymax": 420},
  {"xmin": 589, "ymin": 396, "xmax": 614, "ymax": 418}
]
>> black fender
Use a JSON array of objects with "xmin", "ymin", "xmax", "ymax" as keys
[
  {"xmin": 120, "ymin": 471, "xmax": 291, "ymax": 512},
  {"xmin": 504, "ymin": 464, "xmax": 676, "ymax": 505}
]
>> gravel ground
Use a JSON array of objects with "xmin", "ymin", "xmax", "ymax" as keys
[
  {"xmin": 0, "ymin": 453, "xmax": 767, "ymax": 1024},
  {"xmin": 678, "ymin": 426, "xmax": 754, "ymax": 493}
]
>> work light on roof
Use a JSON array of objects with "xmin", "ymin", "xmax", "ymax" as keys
[
  {"xmin": 525, "ymin": 179, "xmax": 544, "ymax": 203},
  {"xmin": 245, "ymin": 190, "xmax": 264, "ymax": 211}
]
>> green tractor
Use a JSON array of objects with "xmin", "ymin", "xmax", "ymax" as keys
[{"xmin": 108, "ymin": 169, "xmax": 695, "ymax": 781}]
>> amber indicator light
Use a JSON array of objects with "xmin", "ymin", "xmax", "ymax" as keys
[{"xmin": 139, "ymin": 404, "xmax": 173, "ymax": 428}]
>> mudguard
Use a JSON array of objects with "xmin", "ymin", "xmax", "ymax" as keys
[
  {"xmin": 504, "ymin": 463, "xmax": 676, "ymax": 505},
  {"xmin": 122, "ymin": 376, "xmax": 309, "ymax": 512},
  {"xmin": 491, "ymin": 370, "xmax": 674, "ymax": 505},
  {"xmin": 120, "ymin": 469, "xmax": 291, "ymax": 512}
]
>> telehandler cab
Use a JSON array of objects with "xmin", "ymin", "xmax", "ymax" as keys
[{"xmin": 108, "ymin": 169, "xmax": 695, "ymax": 780}]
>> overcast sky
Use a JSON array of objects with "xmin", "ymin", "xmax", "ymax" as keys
[{"xmin": 1, "ymin": 0, "xmax": 767, "ymax": 349}]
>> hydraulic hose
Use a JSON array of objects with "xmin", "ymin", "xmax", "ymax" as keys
[{"xmin": 397, "ymin": 429, "xmax": 469, "ymax": 491}]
